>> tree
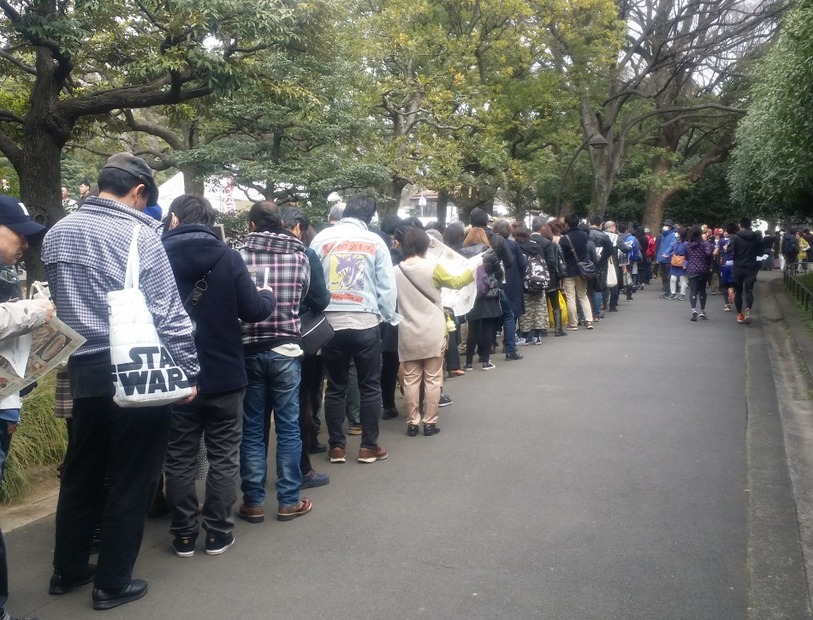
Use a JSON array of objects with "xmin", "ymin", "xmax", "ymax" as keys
[
  {"xmin": 0, "ymin": 0, "xmax": 298, "ymax": 276},
  {"xmin": 550, "ymin": 0, "xmax": 784, "ymax": 227},
  {"xmin": 728, "ymin": 0, "xmax": 813, "ymax": 218}
]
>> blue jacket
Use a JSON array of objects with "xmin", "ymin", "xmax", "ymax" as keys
[
  {"xmin": 162, "ymin": 224, "xmax": 275, "ymax": 394},
  {"xmin": 657, "ymin": 229, "xmax": 677, "ymax": 264},
  {"xmin": 310, "ymin": 217, "xmax": 398, "ymax": 325}
]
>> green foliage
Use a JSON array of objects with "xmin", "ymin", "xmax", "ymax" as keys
[
  {"xmin": 215, "ymin": 209, "xmax": 249, "ymax": 245},
  {"xmin": 0, "ymin": 374, "xmax": 67, "ymax": 504},
  {"xmin": 729, "ymin": 0, "xmax": 813, "ymax": 216}
]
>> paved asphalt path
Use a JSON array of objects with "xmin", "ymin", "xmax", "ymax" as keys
[{"xmin": 5, "ymin": 277, "xmax": 806, "ymax": 619}]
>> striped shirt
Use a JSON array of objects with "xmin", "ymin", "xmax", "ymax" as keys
[{"xmin": 42, "ymin": 197, "xmax": 198, "ymax": 379}]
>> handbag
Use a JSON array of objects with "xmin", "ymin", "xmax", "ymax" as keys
[
  {"xmin": 554, "ymin": 244, "xmax": 567, "ymax": 278},
  {"xmin": 564, "ymin": 236, "xmax": 597, "ymax": 281},
  {"xmin": 605, "ymin": 260, "xmax": 618, "ymax": 288},
  {"xmin": 475, "ymin": 265, "xmax": 501, "ymax": 299},
  {"xmin": 671, "ymin": 253, "xmax": 685, "ymax": 268},
  {"xmin": 299, "ymin": 309, "xmax": 334, "ymax": 355},
  {"xmin": 108, "ymin": 225, "xmax": 194, "ymax": 408}
]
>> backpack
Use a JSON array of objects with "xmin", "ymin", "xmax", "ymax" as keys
[
  {"xmin": 524, "ymin": 252, "xmax": 551, "ymax": 292},
  {"xmin": 627, "ymin": 236, "xmax": 641, "ymax": 262}
]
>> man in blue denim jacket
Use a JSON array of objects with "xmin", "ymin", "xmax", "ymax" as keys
[{"xmin": 310, "ymin": 195, "xmax": 398, "ymax": 464}]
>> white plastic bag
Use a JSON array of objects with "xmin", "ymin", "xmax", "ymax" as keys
[{"xmin": 108, "ymin": 225, "xmax": 193, "ymax": 407}]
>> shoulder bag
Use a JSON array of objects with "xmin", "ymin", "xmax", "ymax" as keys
[
  {"xmin": 564, "ymin": 235, "xmax": 597, "ymax": 281},
  {"xmin": 300, "ymin": 309, "xmax": 334, "ymax": 355},
  {"xmin": 108, "ymin": 225, "xmax": 194, "ymax": 408}
]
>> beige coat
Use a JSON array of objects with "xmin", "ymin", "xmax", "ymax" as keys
[{"xmin": 395, "ymin": 259, "xmax": 474, "ymax": 362}]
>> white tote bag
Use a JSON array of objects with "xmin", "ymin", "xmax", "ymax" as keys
[
  {"xmin": 605, "ymin": 257, "xmax": 618, "ymax": 288},
  {"xmin": 108, "ymin": 225, "xmax": 193, "ymax": 407}
]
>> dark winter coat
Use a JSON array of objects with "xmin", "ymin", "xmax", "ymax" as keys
[
  {"xmin": 559, "ymin": 229, "xmax": 597, "ymax": 278},
  {"xmin": 162, "ymin": 224, "xmax": 275, "ymax": 394},
  {"xmin": 728, "ymin": 229, "xmax": 763, "ymax": 271},
  {"xmin": 502, "ymin": 237, "xmax": 527, "ymax": 316}
]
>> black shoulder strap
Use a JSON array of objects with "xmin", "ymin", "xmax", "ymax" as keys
[{"xmin": 184, "ymin": 247, "xmax": 230, "ymax": 310}]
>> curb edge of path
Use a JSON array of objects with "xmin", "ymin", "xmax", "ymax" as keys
[{"xmin": 746, "ymin": 276, "xmax": 813, "ymax": 619}]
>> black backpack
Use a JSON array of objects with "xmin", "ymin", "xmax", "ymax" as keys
[{"xmin": 524, "ymin": 252, "xmax": 551, "ymax": 292}]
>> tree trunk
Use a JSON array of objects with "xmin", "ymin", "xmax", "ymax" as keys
[
  {"xmin": 179, "ymin": 165, "xmax": 205, "ymax": 195},
  {"xmin": 378, "ymin": 178, "xmax": 407, "ymax": 217},
  {"xmin": 642, "ymin": 138, "xmax": 732, "ymax": 231},
  {"xmin": 19, "ymin": 46, "xmax": 75, "ymax": 283},
  {"xmin": 642, "ymin": 155, "xmax": 672, "ymax": 232},
  {"xmin": 588, "ymin": 143, "xmax": 618, "ymax": 220},
  {"xmin": 436, "ymin": 189, "xmax": 449, "ymax": 226},
  {"xmin": 19, "ymin": 130, "xmax": 64, "ymax": 283}
]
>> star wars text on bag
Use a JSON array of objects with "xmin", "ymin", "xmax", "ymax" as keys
[
  {"xmin": 108, "ymin": 225, "xmax": 193, "ymax": 407},
  {"xmin": 112, "ymin": 345, "xmax": 192, "ymax": 398}
]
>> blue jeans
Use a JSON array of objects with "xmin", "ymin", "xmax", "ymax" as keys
[
  {"xmin": 0, "ymin": 420, "xmax": 11, "ymax": 616},
  {"xmin": 498, "ymin": 290, "xmax": 517, "ymax": 355},
  {"xmin": 241, "ymin": 352, "xmax": 303, "ymax": 508}
]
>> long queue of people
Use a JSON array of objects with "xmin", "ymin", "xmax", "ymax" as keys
[{"xmin": 0, "ymin": 151, "xmax": 766, "ymax": 619}]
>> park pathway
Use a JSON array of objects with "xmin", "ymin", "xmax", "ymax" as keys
[{"xmin": 6, "ymin": 273, "xmax": 810, "ymax": 619}]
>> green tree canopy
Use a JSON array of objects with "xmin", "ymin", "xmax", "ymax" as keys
[{"xmin": 728, "ymin": 0, "xmax": 813, "ymax": 218}]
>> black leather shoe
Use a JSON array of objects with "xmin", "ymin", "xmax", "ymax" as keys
[
  {"xmin": 505, "ymin": 352, "xmax": 523, "ymax": 361},
  {"xmin": 407, "ymin": 424, "xmax": 419, "ymax": 437},
  {"xmin": 49, "ymin": 564, "xmax": 96, "ymax": 595},
  {"xmin": 423, "ymin": 423, "xmax": 441, "ymax": 436},
  {"xmin": 382, "ymin": 407, "xmax": 399, "ymax": 420},
  {"xmin": 308, "ymin": 442, "xmax": 327, "ymax": 454},
  {"xmin": 92, "ymin": 579, "xmax": 148, "ymax": 610}
]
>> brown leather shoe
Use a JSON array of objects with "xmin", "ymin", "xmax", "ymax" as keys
[
  {"xmin": 328, "ymin": 447, "xmax": 346, "ymax": 463},
  {"xmin": 236, "ymin": 503, "xmax": 264, "ymax": 523},
  {"xmin": 358, "ymin": 446, "xmax": 388, "ymax": 463},
  {"xmin": 277, "ymin": 498, "xmax": 313, "ymax": 521}
]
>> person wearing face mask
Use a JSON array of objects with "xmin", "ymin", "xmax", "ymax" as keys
[{"xmin": 657, "ymin": 220, "xmax": 677, "ymax": 298}]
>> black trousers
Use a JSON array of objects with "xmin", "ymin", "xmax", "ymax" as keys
[
  {"xmin": 733, "ymin": 268, "xmax": 758, "ymax": 313},
  {"xmin": 53, "ymin": 396, "xmax": 172, "ymax": 589},
  {"xmin": 321, "ymin": 327, "xmax": 382, "ymax": 451},
  {"xmin": 465, "ymin": 317, "xmax": 497, "ymax": 364},
  {"xmin": 299, "ymin": 353, "xmax": 322, "ymax": 474},
  {"xmin": 165, "ymin": 390, "xmax": 244, "ymax": 539}
]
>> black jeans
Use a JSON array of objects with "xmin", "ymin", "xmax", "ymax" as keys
[
  {"xmin": 466, "ymin": 317, "xmax": 496, "ymax": 364},
  {"xmin": 688, "ymin": 274, "xmax": 708, "ymax": 311},
  {"xmin": 165, "ymin": 389, "xmax": 244, "ymax": 538},
  {"xmin": 0, "ymin": 419, "xmax": 12, "ymax": 616},
  {"xmin": 380, "ymin": 351, "xmax": 399, "ymax": 410},
  {"xmin": 299, "ymin": 353, "xmax": 322, "ymax": 473},
  {"xmin": 321, "ymin": 326, "xmax": 382, "ymax": 450},
  {"xmin": 53, "ymin": 396, "xmax": 172, "ymax": 589},
  {"xmin": 734, "ymin": 268, "xmax": 758, "ymax": 313}
]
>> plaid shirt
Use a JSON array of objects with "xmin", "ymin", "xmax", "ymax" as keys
[
  {"xmin": 42, "ymin": 197, "xmax": 199, "ymax": 379},
  {"xmin": 240, "ymin": 231, "xmax": 309, "ymax": 352}
]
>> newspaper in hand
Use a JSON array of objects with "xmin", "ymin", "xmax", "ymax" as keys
[
  {"xmin": 425, "ymin": 236, "xmax": 477, "ymax": 317},
  {"xmin": 0, "ymin": 316, "xmax": 86, "ymax": 400}
]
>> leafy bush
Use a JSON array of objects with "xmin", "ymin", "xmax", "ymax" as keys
[{"xmin": 0, "ymin": 373, "xmax": 67, "ymax": 504}]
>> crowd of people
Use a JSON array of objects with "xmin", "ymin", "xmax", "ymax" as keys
[{"xmin": 0, "ymin": 151, "xmax": 785, "ymax": 619}]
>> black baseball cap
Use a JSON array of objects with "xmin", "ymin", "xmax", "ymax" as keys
[
  {"xmin": 0, "ymin": 195, "xmax": 46, "ymax": 237},
  {"xmin": 102, "ymin": 153, "xmax": 159, "ymax": 205}
]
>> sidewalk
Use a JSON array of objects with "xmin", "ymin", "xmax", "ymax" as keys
[{"xmin": 2, "ymin": 273, "xmax": 812, "ymax": 619}]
